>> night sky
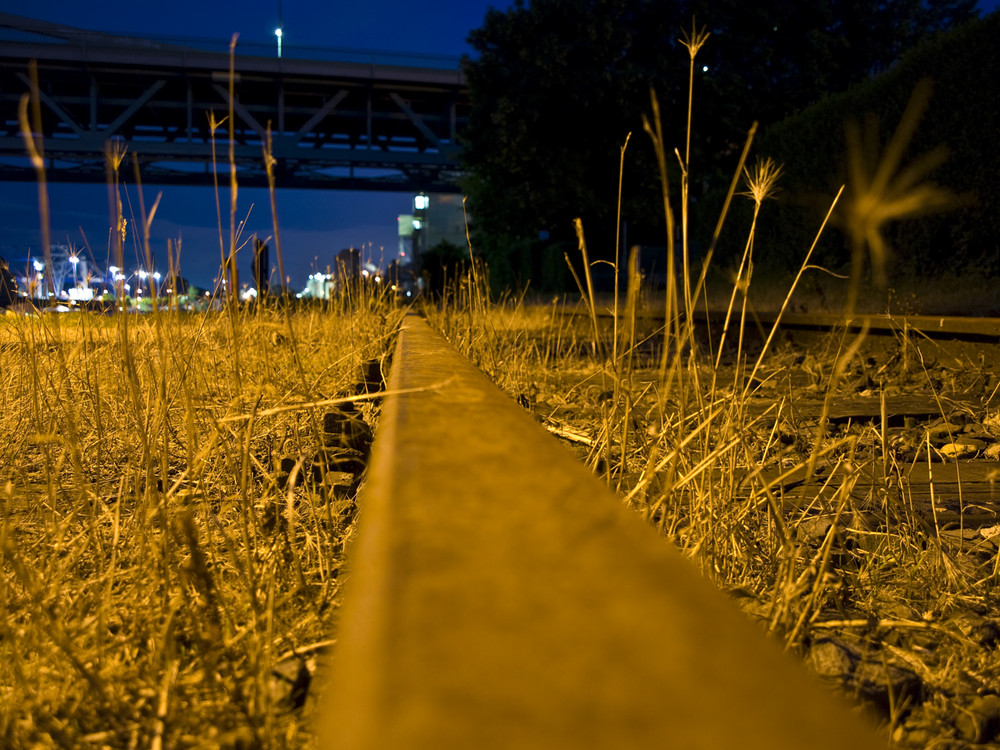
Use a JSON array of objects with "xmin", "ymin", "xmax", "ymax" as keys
[{"xmin": 2, "ymin": 0, "xmax": 997, "ymax": 291}]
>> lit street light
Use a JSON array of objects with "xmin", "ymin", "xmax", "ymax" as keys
[{"xmin": 275, "ymin": 0, "xmax": 284, "ymax": 58}]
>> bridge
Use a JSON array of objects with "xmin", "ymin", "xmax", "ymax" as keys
[{"xmin": 0, "ymin": 13, "xmax": 468, "ymax": 193}]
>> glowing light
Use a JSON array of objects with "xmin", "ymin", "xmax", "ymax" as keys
[{"xmin": 414, "ymin": 194, "xmax": 429, "ymax": 210}]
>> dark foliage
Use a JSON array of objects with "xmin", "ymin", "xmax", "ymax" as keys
[
  {"xmin": 253, "ymin": 239, "xmax": 270, "ymax": 294},
  {"xmin": 418, "ymin": 239, "xmax": 471, "ymax": 297},
  {"xmin": 752, "ymin": 11, "xmax": 999, "ymax": 277},
  {"xmin": 460, "ymin": 0, "xmax": 978, "ymax": 287},
  {"xmin": 0, "ymin": 257, "xmax": 17, "ymax": 306}
]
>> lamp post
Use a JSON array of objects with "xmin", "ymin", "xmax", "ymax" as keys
[{"xmin": 275, "ymin": 0, "xmax": 283, "ymax": 58}]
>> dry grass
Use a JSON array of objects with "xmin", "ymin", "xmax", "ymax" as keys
[
  {"xmin": 423, "ymin": 29, "xmax": 1000, "ymax": 745},
  {"xmin": 426, "ymin": 243, "xmax": 1000, "ymax": 749},
  {"xmin": 1, "ymin": 40, "xmax": 409, "ymax": 749},
  {"xmin": 0, "ymin": 302, "xmax": 402, "ymax": 749},
  {"xmin": 6, "ymin": 18, "xmax": 997, "ymax": 749}
]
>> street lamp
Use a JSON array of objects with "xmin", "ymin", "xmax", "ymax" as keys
[
  {"xmin": 275, "ymin": 0, "xmax": 284, "ymax": 58},
  {"xmin": 69, "ymin": 254, "xmax": 79, "ymax": 288}
]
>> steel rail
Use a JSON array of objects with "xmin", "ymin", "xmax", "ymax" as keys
[
  {"xmin": 574, "ymin": 306, "xmax": 1000, "ymax": 342},
  {"xmin": 316, "ymin": 313, "xmax": 885, "ymax": 749},
  {"xmin": 760, "ymin": 311, "xmax": 1000, "ymax": 341}
]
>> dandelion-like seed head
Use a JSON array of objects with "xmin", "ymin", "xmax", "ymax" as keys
[
  {"xmin": 844, "ymin": 78, "xmax": 953, "ymax": 292},
  {"xmin": 741, "ymin": 157, "xmax": 783, "ymax": 205},
  {"xmin": 679, "ymin": 18, "xmax": 710, "ymax": 60}
]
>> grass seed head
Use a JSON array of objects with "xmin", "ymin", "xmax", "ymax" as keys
[
  {"xmin": 741, "ymin": 157, "xmax": 784, "ymax": 206},
  {"xmin": 679, "ymin": 18, "xmax": 711, "ymax": 60}
]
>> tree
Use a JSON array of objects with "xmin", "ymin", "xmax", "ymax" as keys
[
  {"xmin": 461, "ymin": 0, "xmax": 978, "ymax": 277},
  {"xmin": 253, "ymin": 239, "xmax": 270, "ymax": 295},
  {"xmin": 418, "ymin": 239, "xmax": 469, "ymax": 298},
  {"xmin": 463, "ymin": 0, "xmax": 686, "ymax": 268},
  {"xmin": 0, "ymin": 257, "xmax": 17, "ymax": 307}
]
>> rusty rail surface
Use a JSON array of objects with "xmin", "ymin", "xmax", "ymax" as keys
[{"xmin": 316, "ymin": 313, "xmax": 885, "ymax": 749}]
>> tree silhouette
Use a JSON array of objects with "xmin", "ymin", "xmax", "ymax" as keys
[{"xmin": 461, "ymin": 0, "xmax": 977, "ymax": 274}]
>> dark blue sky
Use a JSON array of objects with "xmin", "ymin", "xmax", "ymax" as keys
[
  {"xmin": 2, "ymin": 1, "xmax": 997, "ymax": 290},
  {"xmin": 0, "ymin": 0, "xmax": 511, "ymax": 290}
]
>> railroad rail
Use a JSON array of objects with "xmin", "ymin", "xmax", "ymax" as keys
[
  {"xmin": 750, "ymin": 311, "xmax": 1000, "ymax": 368},
  {"xmin": 315, "ymin": 313, "xmax": 884, "ymax": 749},
  {"xmin": 573, "ymin": 307, "xmax": 1000, "ymax": 364},
  {"xmin": 564, "ymin": 307, "xmax": 1000, "ymax": 529}
]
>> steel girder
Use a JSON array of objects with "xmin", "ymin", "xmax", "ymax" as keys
[{"xmin": 0, "ymin": 13, "xmax": 468, "ymax": 192}]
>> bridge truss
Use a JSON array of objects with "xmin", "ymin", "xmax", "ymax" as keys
[{"xmin": 0, "ymin": 13, "xmax": 468, "ymax": 192}]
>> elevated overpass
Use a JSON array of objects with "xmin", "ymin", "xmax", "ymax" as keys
[{"xmin": 0, "ymin": 13, "xmax": 468, "ymax": 192}]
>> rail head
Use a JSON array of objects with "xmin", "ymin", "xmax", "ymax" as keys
[{"xmin": 317, "ymin": 313, "xmax": 885, "ymax": 749}]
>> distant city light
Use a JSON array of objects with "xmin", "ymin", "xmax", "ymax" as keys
[
  {"xmin": 414, "ymin": 194, "xmax": 429, "ymax": 210},
  {"xmin": 702, "ymin": 65, "xmax": 709, "ymax": 72}
]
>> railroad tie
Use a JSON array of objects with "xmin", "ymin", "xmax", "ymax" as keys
[{"xmin": 316, "ymin": 313, "xmax": 885, "ymax": 749}]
